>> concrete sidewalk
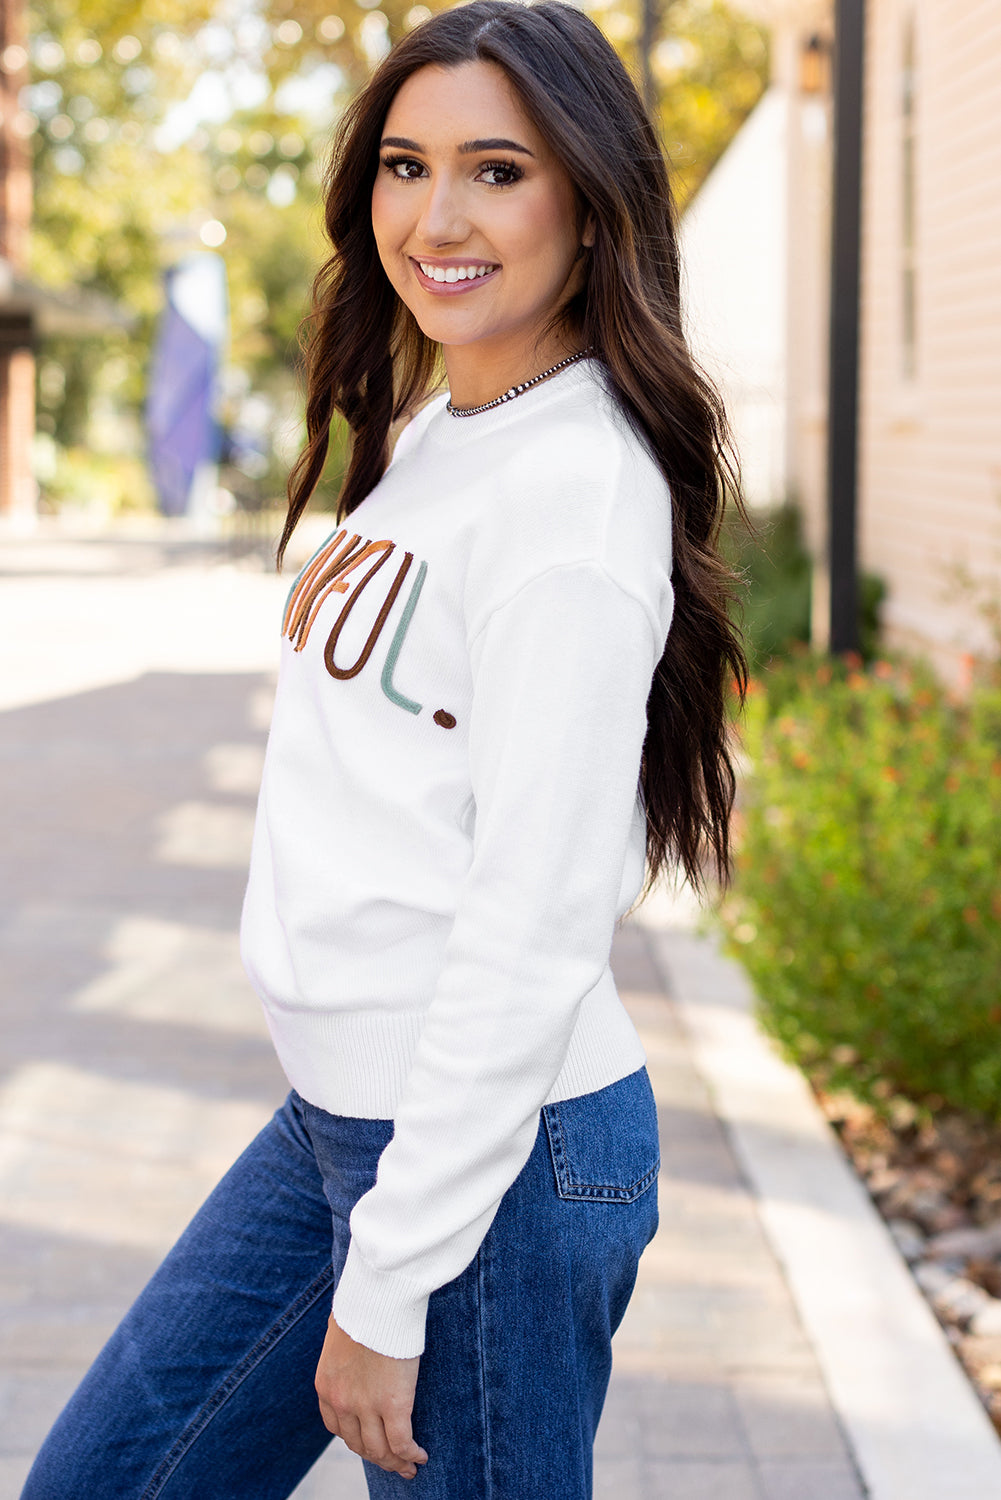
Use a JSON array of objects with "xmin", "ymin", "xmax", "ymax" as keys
[{"xmin": 0, "ymin": 521, "xmax": 995, "ymax": 1499}]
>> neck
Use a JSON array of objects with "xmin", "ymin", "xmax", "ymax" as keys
[{"xmin": 442, "ymin": 329, "xmax": 583, "ymax": 410}]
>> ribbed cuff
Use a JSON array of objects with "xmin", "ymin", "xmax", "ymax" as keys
[{"xmin": 332, "ymin": 1239, "xmax": 430, "ymax": 1359}]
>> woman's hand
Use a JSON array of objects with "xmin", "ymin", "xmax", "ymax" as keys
[{"xmin": 315, "ymin": 1315, "xmax": 427, "ymax": 1479}]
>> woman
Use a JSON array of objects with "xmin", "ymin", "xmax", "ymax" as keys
[{"xmin": 23, "ymin": 3, "xmax": 745, "ymax": 1496}]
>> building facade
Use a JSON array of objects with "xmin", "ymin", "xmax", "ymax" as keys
[
  {"xmin": 685, "ymin": 0, "xmax": 1001, "ymax": 676},
  {"xmin": 680, "ymin": 0, "xmax": 832, "ymax": 565},
  {"xmin": 858, "ymin": 0, "xmax": 1001, "ymax": 676}
]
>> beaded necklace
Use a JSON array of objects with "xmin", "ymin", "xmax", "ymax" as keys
[{"xmin": 445, "ymin": 348, "xmax": 593, "ymax": 418}]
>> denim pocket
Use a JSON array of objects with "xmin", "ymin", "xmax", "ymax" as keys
[{"xmin": 542, "ymin": 1067, "xmax": 660, "ymax": 1203}]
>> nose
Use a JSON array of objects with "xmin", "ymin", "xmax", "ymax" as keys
[{"xmin": 416, "ymin": 173, "xmax": 469, "ymax": 249}]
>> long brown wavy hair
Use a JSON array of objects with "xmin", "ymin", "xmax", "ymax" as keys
[{"xmin": 280, "ymin": 0, "xmax": 748, "ymax": 894}]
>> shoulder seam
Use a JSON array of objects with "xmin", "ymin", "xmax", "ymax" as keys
[{"xmin": 466, "ymin": 558, "xmax": 664, "ymax": 654}]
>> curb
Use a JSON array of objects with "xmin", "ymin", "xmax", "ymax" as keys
[{"xmin": 634, "ymin": 899, "xmax": 1001, "ymax": 1500}]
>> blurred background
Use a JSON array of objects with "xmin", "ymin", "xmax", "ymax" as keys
[
  {"xmin": 0, "ymin": 0, "xmax": 770, "ymax": 536},
  {"xmin": 2, "ymin": 0, "xmax": 1001, "ymax": 1486},
  {"xmin": 0, "ymin": 0, "xmax": 996, "ymax": 670}
]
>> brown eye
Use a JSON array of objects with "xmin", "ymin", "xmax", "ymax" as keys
[
  {"xmin": 383, "ymin": 156, "xmax": 426, "ymax": 181},
  {"xmin": 478, "ymin": 161, "xmax": 523, "ymax": 188}
]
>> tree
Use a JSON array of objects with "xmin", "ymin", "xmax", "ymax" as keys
[
  {"xmin": 653, "ymin": 0, "xmax": 769, "ymax": 206},
  {"xmin": 28, "ymin": 0, "xmax": 217, "ymax": 458},
  {"xmin": 583, "ymin": 0, "xmax": 768, "ymax": 206}
]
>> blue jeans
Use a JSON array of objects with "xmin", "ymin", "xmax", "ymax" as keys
[{"xmin": 22, "ymin": 1068, "xmax": 659, "ymax": 1500}]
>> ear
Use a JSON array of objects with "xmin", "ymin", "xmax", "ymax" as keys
[{"xmin": 581, "ymin": 209, "xmax": 596, "ymax": 249}]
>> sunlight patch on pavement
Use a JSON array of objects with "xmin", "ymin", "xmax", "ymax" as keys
[
  {"xmin": 153, "ymin": 800, "xmax": 256, "ymax": 868},
  {"xmin": 0, "ymin": 1063, "xmax": 271, "ymax": 1252},
  {"xmin": 0, "ymin": 566, "xmax": 286, "ymax": 712},
  {"xmin": 69, "ymin": 915, "xmax": 269, "ymax": 1038}
]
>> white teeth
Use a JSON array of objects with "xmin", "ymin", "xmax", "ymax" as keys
[{"xmin": 418, "ymin": 262, "xmax": 496, "ymax": 283}]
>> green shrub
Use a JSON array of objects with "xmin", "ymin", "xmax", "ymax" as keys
[
  {"xmin": 722, "ymin": 653, "xmax": 1001, "ymax": 1119},
  {"xmin": 724, "ymin": 504, "xmax": 812, "ymax": 667},
  {"xmin": 724, "ymin": 503, "xmax": 887, "ymax": 667}
]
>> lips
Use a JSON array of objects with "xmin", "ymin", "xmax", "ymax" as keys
[{"xmin": 410, "ymin": 258, "xmax": 500, "ymax": 295}]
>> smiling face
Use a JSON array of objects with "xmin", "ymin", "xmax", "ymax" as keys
[{"xmin": 370, "ymin": 60, "xmax": 591, "ymax": 398}]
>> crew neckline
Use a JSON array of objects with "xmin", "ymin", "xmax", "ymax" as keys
[{"xmin": 425, "ymin": 356, "xmax": 607, "ymax": 447}]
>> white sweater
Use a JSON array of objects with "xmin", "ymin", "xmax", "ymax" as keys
[{"xmin": 240, "ymin": 359, "xmax": 674, "ymax": 1358}]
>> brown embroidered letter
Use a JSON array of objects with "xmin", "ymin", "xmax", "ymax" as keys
[{"xmin": 324, "ymin": 544, "xmax": 408, "ymax": 680}]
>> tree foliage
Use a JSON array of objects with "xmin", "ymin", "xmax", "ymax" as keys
[
  {"xmin": 581, "ymin": 0, "xmax": 768, "ymax": 205},
  {"xmin": 653, "ymin": 0, "xmax": 769, "ymax": 205}
]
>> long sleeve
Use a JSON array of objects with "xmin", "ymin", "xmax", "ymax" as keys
[{"xmin": 331, "ymin": 560, "xmax": 670, "ymax": 1357}]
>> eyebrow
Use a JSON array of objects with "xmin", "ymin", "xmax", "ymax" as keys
[{"xmin": 380, "ymin": 135, "xmax": 535, "ymax": 158}]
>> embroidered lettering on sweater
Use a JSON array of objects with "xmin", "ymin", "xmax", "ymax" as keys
[{"xmin": 282, "ymin": 529, "xmax": 456, "ymax": 727}]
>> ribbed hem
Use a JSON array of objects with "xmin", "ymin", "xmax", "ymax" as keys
[
  {"xmin": 261, "ymin": 1005, "xmax": 426, "ymax": 1119},
  {"xmin": 261, "ymin": 969, "xmax": 646, "ymax": 1121},
  {"xmin": 332, "ymin": 1239, "xmax": 429, "ymax": 1358},
  {"xmin": 547, "ymin": 968, "xmax": 648, "ymax": 1104}
]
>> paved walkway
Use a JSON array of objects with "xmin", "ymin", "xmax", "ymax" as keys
[{"xmin": 2, "ymin": 521, "xmax": 866, "ymax": 1497}]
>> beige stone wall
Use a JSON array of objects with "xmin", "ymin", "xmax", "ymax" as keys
[{"xmin": 859, "ymin": 0, "xmax": 1001, "ymax": 678}]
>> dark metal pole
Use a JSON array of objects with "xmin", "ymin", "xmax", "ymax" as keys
[
  {"xmin": 640, "ymin": 0, "xmax": 660, "ymax": 112},
  {"xmin": 826, "ymin": 0, "xmax": 866, "ymax": 654}
]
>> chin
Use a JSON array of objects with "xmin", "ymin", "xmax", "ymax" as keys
[{"xmin": 410, "ymin": 312, "xmax": 492, "ymax": 347}]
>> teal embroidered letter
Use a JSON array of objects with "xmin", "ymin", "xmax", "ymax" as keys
[{"xmin": 381, "ymin": 559, "xmax": 427, "ymax": 714}]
